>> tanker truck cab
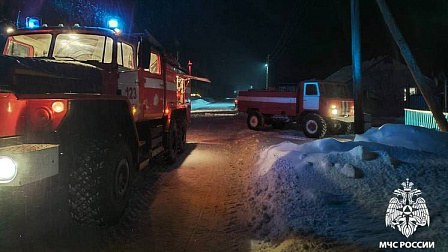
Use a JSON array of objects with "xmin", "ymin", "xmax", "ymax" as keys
[
  {"xmin": 0, "ymin": 21, "xmax": 208, "ymax": 226},
  {"xmin": 237, "ymin": 81, "xmax": 354, "ymax": 138},
  {"xmin": 300, "ymin": 81, "xmax": 354, "ymax": 138}
]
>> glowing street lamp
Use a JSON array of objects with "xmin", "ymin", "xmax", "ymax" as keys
[{"xmin": 265, "ymin": 54, "xmax": 270, "ymax": 89}]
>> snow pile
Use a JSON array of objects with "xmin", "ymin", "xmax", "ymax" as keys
[
  {"xmin": 191, "ymin": 98, "xmax": 212, "ymax": 108},
  {"xmin": 247, "ymin": 124, "xmax": 448, "ymax": 248},
  {"xmin": 191, "ymin": 98, "xmax": 235, "ymax": 112},
  {"xmin": 355, "ymin": 124, "xmax": 448, "ymax": 155}
]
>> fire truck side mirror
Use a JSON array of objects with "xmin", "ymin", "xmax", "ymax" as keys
[{"xmin": 139, "ymin": 40, "xmax": 151, "ymax": 69}]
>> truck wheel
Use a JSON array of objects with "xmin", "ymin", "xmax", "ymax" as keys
[
  {"xmin": 68, "ymin": 139, "xmax": 134, "ymax": 226},
  {"xmin": 178, "ymin": 120, "xmax": 187, "ymax": 154},
  {"xmin": 340, "ymin": 122, "xmax": 353, "ymax": 134},
  {"xmin": 272, "ymin": 121, "xmax": 286, "ymax": 130},
  {"xmin": 165, "ymin": 120, "xmax": 178, "ymax": 164},
  {"xmin": 328, "ymin": 121, "xmax": 342, "ymax": 135},
  {"xmin": 303, "ymin": 113, "xmax": 327, "ymax": 139},
  {"xmin": 247, "ymin": 111, "xmax": 264, "ymax": 130}
]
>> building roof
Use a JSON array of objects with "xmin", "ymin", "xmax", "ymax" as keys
[{"xmin": 325, "ymin": 56, "xmax": 409, "ymax": 83}]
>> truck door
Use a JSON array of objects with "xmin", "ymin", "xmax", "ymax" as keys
[
  {"xmin": 117, "ymin": 41, "xmax": 139, "ymax": 110},
  {"xmin": 138, "ymin": 43, "xmax": 165, "ymax": 119},
  {"xmin": 303, "ymin": 82, "xmax": 320, "ymax": 110}
]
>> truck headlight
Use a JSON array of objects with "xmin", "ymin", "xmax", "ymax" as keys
[
  {"xmin": 0, "ymin": 156, "xmax": 18, "ymax": 183},
  {"xmin": 331, "ymin": 108, "xmax": 338, "ymax": 115}
]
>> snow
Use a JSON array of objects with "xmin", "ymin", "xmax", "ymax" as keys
[
  {"xmin": 355, "ymin": 124, "xmax": 448, "ymax": 155},
  {"xmin": 247, "ymin": 124, "xmax": 448, "ymax": 249},
  {"xmin": 191, "ymin": 98, "xmax": 235, "ymax": 112}
]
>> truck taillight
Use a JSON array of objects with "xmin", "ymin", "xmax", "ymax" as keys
[{"xmin": 164, "ymin": 107, "xmax": 170, "ymax": 115}]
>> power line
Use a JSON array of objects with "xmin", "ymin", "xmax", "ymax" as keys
[
  {"xmin": 269, "ymin": 1, "xmax": 302, "ymax": 57},
  {"xmin": 271, "ymin": 0, "xmax": 313, "ymax": 62},
  {"xmin": 269, "ymin": 0, "xmax": 313, "ymax": 63}
]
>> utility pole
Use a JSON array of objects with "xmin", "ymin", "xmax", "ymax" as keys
[
  {"xmin": 351, "ymin": 0, "xmax": 364, "ymax": 134},
  {"xmin": 265, "ymin": 54, "xmax": 270, "ymax": 89},
  {"xmin": 376, "ymin": 0, "xmax": 448, "ymax": 132},
  {"xmin": 443, "ymin": 74, "xmax": 448, "ymax": 112},
  {"xmin": 188, "ymin": 60, "xmax": 192, "ymax": 75}
]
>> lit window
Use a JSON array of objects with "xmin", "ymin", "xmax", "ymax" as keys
[
  {"xmin": 145, "ymin": 52, "xmax": 161, "ymax": 74},
  {"xmin": 104, "ymin": 37, "xmax": 113, "ymax": 63},
  {"xmin": 54, "ymin": 34, "xmax": 111, "ymax": 62},
  {"xmin": 5, "ymin": 34, "xmax": 52, "ymax": 57},
  {"xmin": 404, "ymin": 87, "xmax": 417, "ymax": 101},
  {"xmin": 117, "ymin": 42, "xmax": 135, "ymax": 69}
]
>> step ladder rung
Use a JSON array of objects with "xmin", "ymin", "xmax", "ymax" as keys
[
  {"xmin": 152, "ymin": 146, "xmax": 164, "ymax": 158},
  {"xmin": 139, "ymin": 158, "xmax": 150, "ymax": 170}
]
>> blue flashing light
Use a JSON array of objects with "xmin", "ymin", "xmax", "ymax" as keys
[
  {"xmin": 26, "ymin": 17, "xmax": 41, "ymax": 29},
  {"xmin": 108, "ymin": 19, "xmax": 119, "ymax": 28}
]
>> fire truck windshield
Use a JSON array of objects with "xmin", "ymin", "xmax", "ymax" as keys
[
  {"xmin": 53, "ymin": 34, "xmax": 113, "ymax": 62},
  {"xmin": 4, "ymin": 33, "xmax": 113, "ymax": 63},
  {"xmin": 320, "ymin": 83, "xmax": 353, "ymax": 98},
  {"xmin": 4, "ymin": 34, "xmax": 52, "ymax": 57}
]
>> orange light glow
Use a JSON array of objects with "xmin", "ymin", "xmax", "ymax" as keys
[
  {"xmin": 132, "ymin": 106, "xmax": 138, "ymax": 116},
  {"xmin": 52, "ymin": 101, "xmax": 65, "ymax": 113}
]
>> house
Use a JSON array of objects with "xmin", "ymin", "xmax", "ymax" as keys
[{"xmin": 325, "ymin": 56, "xmax": 417, "ymax": 117}]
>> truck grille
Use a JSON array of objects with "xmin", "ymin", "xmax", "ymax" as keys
[{"xmin": 341, "ymin": 101, "xmax": 351, "ymax": 115}]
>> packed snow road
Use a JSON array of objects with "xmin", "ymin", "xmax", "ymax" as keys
[{"xmin": 0, "ymin": 113, "xmax": 317, "ymax": 252}]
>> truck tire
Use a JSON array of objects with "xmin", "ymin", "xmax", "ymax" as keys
[
  {"xmin": 302, "ymin": 113, "xmax": 327, "ymax": 139},
  {"xmin": 340, "ymin": 122, "xmax": 353, "ymax": 134},
  {"xmin": 68, "ymin": 139, "xmax": 134, "ymax": 226},
  {"xmin": 178, "ymin": 120, "xmax": 187, "ymax": 154},
  {"xmin": 328, "ymin": 121, "xmax": 342, "ymax": 135},
  {"xmin": 247, "ymin": 111, "xmax": 265, "ymax": 130},
  {"xmin": 165, "ymin": 120, "xmax": 178, "ymax": 164}
]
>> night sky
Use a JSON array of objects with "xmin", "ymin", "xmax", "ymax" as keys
[{"xmin": 1, "ymin": 0, "xmax": 448, "ymax": 97}]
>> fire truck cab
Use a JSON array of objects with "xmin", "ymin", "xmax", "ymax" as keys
[{"xmin": 0, "ymin": 21, "xmax": 208, "ymax": 225}]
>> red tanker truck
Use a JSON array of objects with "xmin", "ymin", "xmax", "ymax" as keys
[
  {"xmin": 237, "ymin": 81, "xmax": 354, "ymax": 138},
  {"xmin": 0, "ymin": 20, "xmax": 209, "ymax": 226}
]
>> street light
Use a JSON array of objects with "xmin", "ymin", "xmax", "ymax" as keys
[{"xmin": 265, "ymin": 54, "xmax": 270, "ymax": 89}]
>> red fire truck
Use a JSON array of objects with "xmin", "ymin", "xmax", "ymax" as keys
[
  {"xmin": 237, "ymin": 81, "xmax": 354, "ymax": 138},
  {"xmin": 0, "ymin": 20, "xmax": 209, "ymax": 225}
]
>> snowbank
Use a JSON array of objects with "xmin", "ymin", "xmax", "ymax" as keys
[
  {"xmin": 191, "ymin": 98, "xmax": 211, "ymax": 108},
  {"xmin": 191, "ymin": 98, "xmax": 235, "ymax": 111},
  {"xmin": 355, "ymin": 124, "xmax": 448, "ymax": 155},
  {"xmin": 247, "ymin": 124, "xmax": 448, "ymax": 249}
]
